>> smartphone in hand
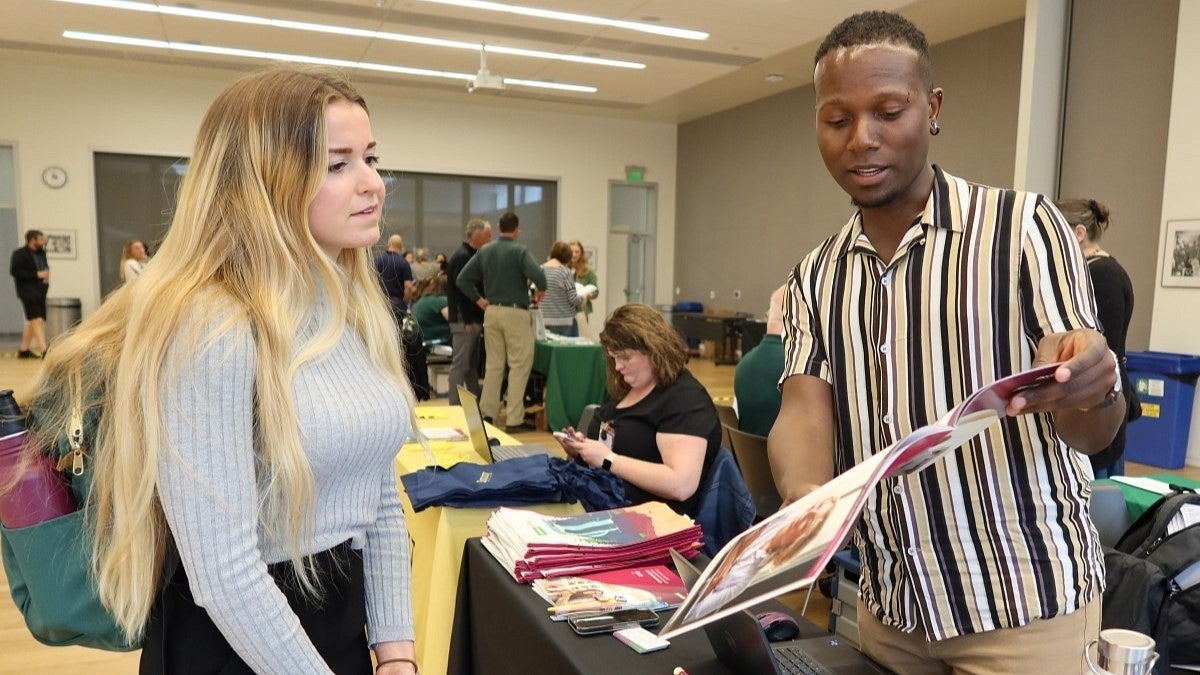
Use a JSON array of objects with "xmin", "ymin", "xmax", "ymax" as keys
[{"xmin": 552, "ymin": 431, "xmax": 574, "ymax": 443}]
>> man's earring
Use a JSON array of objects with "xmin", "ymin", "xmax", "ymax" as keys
[{"xmin": 929, "ymin": 120, "xmax": 941, "ymax": 136}]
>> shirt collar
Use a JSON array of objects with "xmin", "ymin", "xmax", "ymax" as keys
[{"xmin": 832, "ymin": 165, "xmax": 961, "ymax": 261}]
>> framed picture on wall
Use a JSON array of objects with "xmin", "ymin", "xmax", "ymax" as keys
[
  {"xmin": 1162, "ymin": 220, "xmax": 1200, "ymax": 287},
  {"xmin": 43, "ymin": 229, "xmax": 78, "ymax": 260}
]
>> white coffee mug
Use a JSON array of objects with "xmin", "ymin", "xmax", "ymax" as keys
[{"xmin": 1085, "ymin": 628, "xmax": 1159, "ymax": 675}]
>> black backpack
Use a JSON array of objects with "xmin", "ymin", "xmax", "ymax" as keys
[{"xmin": 1102, "ymin": 486, "xmax": 1200, "ymax": 673}]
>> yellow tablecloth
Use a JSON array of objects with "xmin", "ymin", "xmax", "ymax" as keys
[{"xmin": 395, "ymin": 406, "xmax": 582, "ymax": 675}]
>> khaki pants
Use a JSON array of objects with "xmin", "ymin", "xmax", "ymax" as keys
[
  {"xmin": 480, "ymin": 305, "xmax": 535, "ymax": 425},
  {"xmin": 857, "ymin": 597, "xmax": 1100, "ymax": 674}
]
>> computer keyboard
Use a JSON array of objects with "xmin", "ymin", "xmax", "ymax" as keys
[{"xmin": 773, "ymin": 645, "xmax": 832, "ymax": 675}]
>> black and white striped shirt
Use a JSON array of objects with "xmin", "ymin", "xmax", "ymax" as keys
[{"xmin": 782, "ymin": 167, "xmax": 1104, "ymax": 640}]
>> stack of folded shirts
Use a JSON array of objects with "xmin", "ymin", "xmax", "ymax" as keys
[
  {"xmin": 400, "ymin": 455, "xmax": 563, "ymax": 511},
  {"xmin": 481, "ymin": 501, "xmax": 704, "ymax": 582}
]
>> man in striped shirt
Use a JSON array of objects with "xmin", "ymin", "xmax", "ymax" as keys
[{"xmin": 768, "ymin": 11, "xmax": 1125, "ymax": 673}]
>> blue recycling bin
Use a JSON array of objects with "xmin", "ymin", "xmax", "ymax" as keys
[{"xmin": 1124, "ymin": 351, "xmax": 1200, "ymax": 469}]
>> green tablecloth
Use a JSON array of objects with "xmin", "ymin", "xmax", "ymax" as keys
[
  {"xmin": 532, "ymin": 341, "xmax": 607, "ymax": 431},
  {"xmin": 1098, "ymin": 472, "xmax": 1200, "ymax": 521}
]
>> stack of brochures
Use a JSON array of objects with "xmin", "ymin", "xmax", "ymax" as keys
[
  {"xmin": 481, "ymin": 501, "xmax": 703, "ymax": 583},
  {"xmin": 532, "ymin": 564, "xmax": 688, "ymax": 620}
]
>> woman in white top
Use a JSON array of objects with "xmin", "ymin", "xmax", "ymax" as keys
[{"xmin": 119, "ymin": 239, "xmax": 150, "ymax": 282}]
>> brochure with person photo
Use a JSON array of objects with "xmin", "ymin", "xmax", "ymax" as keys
[
  {"xmin": 533, "ymin": 564, "xmax": 688, "ymax": 620},
  {"xmin": 656, "ymin": 362, "xmax": 1062, "ymax": 641}
]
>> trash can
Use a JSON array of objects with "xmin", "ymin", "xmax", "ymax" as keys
[
  {"xmin": 672, "ymin": 301, "xmax": 704, "ymax": 350},
  {"xmin": 1125, "ymin": 351, "xmax": 1200, "ymax": 469},
  {"xmin": 44, "ymin": 297, "xmax": 82, "ymax": 344}
]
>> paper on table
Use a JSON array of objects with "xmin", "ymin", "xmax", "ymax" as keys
[
  {"xmin": 1110, "ymin": 475, "xmax": 1174, "ymax": 496},
  {"xmin": 420, "ymin": 427, "xmax": 468, "ymax": 442}
]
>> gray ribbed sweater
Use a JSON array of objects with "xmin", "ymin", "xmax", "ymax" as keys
[{"xmin": 156, "ymin": 299, "xmax": 413, "ymax": 674}]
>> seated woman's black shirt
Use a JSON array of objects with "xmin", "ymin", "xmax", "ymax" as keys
[{"xmin": 596, "ymin": 369, "xmax": 721, "ymax": 516}]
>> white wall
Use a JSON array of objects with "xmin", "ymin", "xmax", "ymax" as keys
[
  {"xmin": 1154, "ymin": 1, "xmax": 1200, "ymax": 466},
  {"xmin": 0, "ymin": 51, "xmax": 678, "ymax": 322}
]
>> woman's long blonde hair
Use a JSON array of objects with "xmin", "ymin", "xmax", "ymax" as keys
[
  {"xmin": 21, "ymin": 66, "xmax": 412, "ymax": 641},
  {"xmin": 569, "ymin": 240, "xmax": 590, "ymax": 278}
]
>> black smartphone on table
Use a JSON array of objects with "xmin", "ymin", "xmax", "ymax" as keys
[{"xmin": 567, "ymin": 609, "xmax": 660, "ymax": 635}]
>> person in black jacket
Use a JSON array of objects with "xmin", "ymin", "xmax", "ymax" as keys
[
  {"xmin": 1057, "ymin": 197, "xmax": 1137, "ymax": 477},
  {"xmin": 445, "ymin": 218, "xmax": 492, "ymax": 405},
  {"xmin": 9, "ymin": 229, "xmax": 49, "ymax": 358}
]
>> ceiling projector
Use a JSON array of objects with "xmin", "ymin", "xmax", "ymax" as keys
[
  {"xmin": 467, "ymin": 47, "xmax": 506, "ymax": 93},
  {"xmin": 467, "ymin": 68, "xmax": 505, "ymax": 93}
]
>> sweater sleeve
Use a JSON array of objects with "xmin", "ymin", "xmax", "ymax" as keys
[
  {"xmin": 362, "ymin": 467, "xmax": 415, "ymax": 645},
  {"xmin": 157, "ymin": 319, "xmax": 333, "ymax": 674}
]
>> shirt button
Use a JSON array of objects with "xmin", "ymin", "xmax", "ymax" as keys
[
  {"xmin": 893, "ymin": 485, "xmax": 902, "ymax": 494},
  {"xmin": 881, "ymin": 277, "xmax": 891, "ymax": 286},
  {"xmin": 880, "ymin": 345, "xmax": 889, "ymax": 354},
  {"xmin": 908, "ymin": 547, "xmax": 918, "ymax": 557},
  {"xmin": 882, "ymin": 414, "xmax": 892, "ymax": 424}
]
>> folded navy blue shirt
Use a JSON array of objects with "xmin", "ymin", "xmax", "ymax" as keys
[{"xmin": 401, "ymin": 455, "xmax": 626, "ymax": 512}]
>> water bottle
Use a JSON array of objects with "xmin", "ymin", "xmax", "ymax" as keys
[
  {"xmin": 0, "ymin": 389, "xmax": 76, "ymax": 529},
  {"xmin": 1085, "ymin": 628, "xmax": 1159, "ymax": 675}
]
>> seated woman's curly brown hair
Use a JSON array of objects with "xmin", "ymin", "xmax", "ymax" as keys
[{"xmin": 599, "ymin": 303, "xmax": 688, "ymax": 398}]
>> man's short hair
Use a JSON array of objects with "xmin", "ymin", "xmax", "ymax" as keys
[
  {"xmin": 25, "ymin": 230, "xmax": 44, "ymax": 243},
  {"xmin": 387, "ymin": 234, "xmax": 403, "ymax": 250},
  {"xmin": 464, "ymin": 218, "xmax": 489, "ymax": 239},
  {"xmin": 497, "ymin": 212, "xmax": 519, "ymax": 234},
  {"xmin": 815, "ymin": 11, "xmax": 933, "ymax": 90}
]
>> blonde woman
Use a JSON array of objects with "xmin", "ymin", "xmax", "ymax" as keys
[
  {"xmin": 119, "ymin": 239, "xmax": 150, "ymax": 282},
  {"xmin": 23, "ymin": 67, "xmax": 417, "ymax": 674},
  {"xmin": 569, "ymin": 240, "xmax": 598, "ymax": 317}
]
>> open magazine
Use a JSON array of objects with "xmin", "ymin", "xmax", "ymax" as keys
[{"xmin": 657, "ymin": 362, "xmax": 1061, "ymax": 640}]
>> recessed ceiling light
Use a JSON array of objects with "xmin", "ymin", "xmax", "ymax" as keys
[
  {"xmin": 61, "ymin": 31, "xmax": 598, "ymax": 92},
  {"xmin": 52, "ymin": 0, "xmax": 645, "ymax": 69},
  {"xmin": 416, "ymin": 0, "xmax": 708, "ymax": 40}
]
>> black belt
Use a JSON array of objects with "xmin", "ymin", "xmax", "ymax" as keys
[{"xmin": 490, "ymin": 302, "xmax": 528, "ymax": 309}]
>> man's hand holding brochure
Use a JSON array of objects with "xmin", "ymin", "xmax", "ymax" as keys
[{"xmin": 657, "ymin": 362, "xmax": 1060, "ymax": 640}]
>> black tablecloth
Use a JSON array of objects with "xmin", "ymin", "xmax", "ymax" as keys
[{"xmin": 448, "ymin": 538, "xmax": 827, "ymax": 675}]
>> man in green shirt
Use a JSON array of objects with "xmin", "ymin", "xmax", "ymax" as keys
[{"xmin": 456, "ymin": 212, "xmax": 547, "ymax": 431}]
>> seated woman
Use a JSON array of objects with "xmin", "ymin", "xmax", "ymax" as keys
[
  {"xmin": 411, "ymin": 274, "xmax": 450, "ymax": 345},
  {"xmin": 557, "ymin": 303, "xmax": 721, "ymax": 516},
  {"xmin": 540, "ymin": 241, "xmax": 588, "ymax": 337}
]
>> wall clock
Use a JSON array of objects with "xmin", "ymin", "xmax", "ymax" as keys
[{"xmin": 41, "ymin": 166, "xmax": 68, "ymax": 189}]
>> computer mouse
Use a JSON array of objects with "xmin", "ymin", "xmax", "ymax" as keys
[{"xmin": 756, "ymin": 611, "xmax": 800, "ymax": 642}]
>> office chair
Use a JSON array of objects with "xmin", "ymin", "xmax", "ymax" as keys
[
  {"xmin": 424, "ymin": 338, "xmax": 453, "ymax": 397},
  {"xmin": 576, "ymin": 403, "xmax": 601, "ymax": 438},
  {"xmin": 1090, "ymin": 480, "xmax": 1132, "ymax": 547},
  {"xmin": 714, "ymin": 402, "xmax": 739, "ymax": 456},
  {"xmin": 725, "ymin": 424, "xmax": 783, "ymax": 519}
]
